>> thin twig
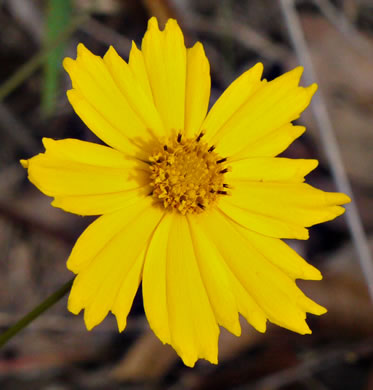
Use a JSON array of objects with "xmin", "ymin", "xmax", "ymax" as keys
[
  {"xmin": 0, "ymin": 278, "xmax": 74, "ymax": 348},
  {"xmin": 278, "ymin": 0, "xmax": 373, "ymax": 301}
]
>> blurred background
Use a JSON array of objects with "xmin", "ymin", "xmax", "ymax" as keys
[{"xmin": 0, "ymin": 0, "xmax": 373, "ymax": 389}]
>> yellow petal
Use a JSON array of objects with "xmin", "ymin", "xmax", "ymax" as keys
[
  {"xmin": 237, "ymin": 229, "xmax": 322, "ymax": 281},
  {"xmin": 64, "ymin": 44, "xmax": 156, "ymax": 156},
  {"xmin": 227, "ymin": 273, "xmax": 268, "ymax": 333},
  {"xmin": 143, "ymin": 213, "xmax": 172, "ymax": 344},
  {"xmin": 23, "ymin": 138, "xmax": 149, "ymax": 215},
  {"xmin": 231, "ymin": 222, "xmax": 326, "ymax": 315},
  {"xmin": 41, "ymin": 138, "xmax": 137, "ymax": 167},
  {"xmin": 141, "ymin": 18, "xmax": 186, "ymax": 134},
  {"xmin": 166, "ymin": 213, "xmax": 219, "ymax": 366},
  {"xmin": 200, "ymin": 209, "xmax": 324, "ymax": 334},
  {"xmin": 197, "ymin": 211, "xmax": 268, "ymax": 333},
  {"xmin": 203, "ymin": 63, "xmax": 264, "ymax": 143},
  {"xmin": 220, "ymin": 182, "xmax": 350, "ymax": 238},
  {"xmin": 67, "ymin": 198, "xmax": 164, "ymax": 331},
  {"xmin": 128, "ymin": 41, "xmax": 154, "ymax": 103},
  {"xmin": 211, "ymin": 67, "xmax": 317, "ymax": 157},
  {"xmin": 234, "ymin": 124, "xmax": 306, "ymax": 158},
  {"xmin": 66, "ymin": 196, "xmax": 155, "ymax": 273},
  {"xmin": 66, "ymin": 89, "xmax": 144, "ymax": 158},
  {"xmin": 219, "ymin": 201, "xmax": 309, "ymax": 240},
  {"xmin": 51, "ymin": 189, "xmax": 148, "ymax": 216},
  {"xmin": 111, "ymin": 248, "xmax": 147, "ymax": 332},
  {"xmin": 187, "ymin": 215, "xmax": 241, "ymax": 336},
  {"xmin": 184, "ymin": 42, "xmax": 210, "ymax": 137},
  {"xmin": 103, "ymin": 46, "xmax": 165, "ymax": 138},
  {"xmin": 229, "ymin": 158, "xmax": 318, "ymax": 182},
  {"xmin": 20, "ymin": 159, "xmax": 28, "ymax": 168}
]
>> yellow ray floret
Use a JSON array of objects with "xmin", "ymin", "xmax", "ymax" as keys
[{"xmin": 20, "ymin": 17, "xmax": 351, "ymax": 367}]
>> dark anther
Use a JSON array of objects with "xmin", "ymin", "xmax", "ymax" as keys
[
  {"xmin": 208, "ymin": 145, "xmax": 215, "ymax": 152},
  {"xmin": 197, "ymin": 203, "xmax": 205, "ymax": 209},
  {"xmin": 210, "ymin": 189, "xmax": 215, "ymax": 193},
  {"xmin": 223, "ymin": 183, "xmax": 229, "ymax": 188},
  {"xmin": 216, "ymin": 158, "xmax": 227, "ymax": 164},
  {"xmin": 177, "ymin": 133, "xmax": 182, "ymax": 143},
  {"xmin": 163, "ymin": 145, "xmax": 168, "ymax": 151},
  {"xmin": 220, "ymin": 168, "xmax": 229, "ymax": 174},
  {"xmin": 196, "ymin": 132, "xmax": 204, "ymax": 142},
  {"xmin": 149, "ymin": 191, "xmax": 154, "ymax": 196},
  {"xmin": 217, "ymin": 190, "xmax": 228, "ymax": 195}
]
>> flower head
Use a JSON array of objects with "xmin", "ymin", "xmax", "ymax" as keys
[{"xmin": 21, "ymin": 17, "xmax": 350, "ymax": 367}]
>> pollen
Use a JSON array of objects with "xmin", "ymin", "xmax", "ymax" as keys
[{"xmin": 149, "ymin": 133, "xmax": 230, "ymax": 214}]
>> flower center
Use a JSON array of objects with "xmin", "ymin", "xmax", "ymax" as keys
[{"xmin": 148, "ymin": 133, "xmax": 230, "ymax": 214}]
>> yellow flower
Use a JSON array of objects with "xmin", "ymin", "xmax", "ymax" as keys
[{"xmin": 21, "ymin": 17, "xmax": 350, "ymax": 367}]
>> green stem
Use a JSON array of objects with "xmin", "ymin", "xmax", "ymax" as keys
[
  {"xmin": 0, "ymin": 278, "xmax": 74, "ymax": 348},
  {"xmin": 0, "ymin": 13, "xmax": 88, "ymax": 102}
]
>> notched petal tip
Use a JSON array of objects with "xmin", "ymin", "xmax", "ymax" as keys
[
  {"xmin": 41, "ymin": 137, "xmax": 55, "ymax": 150},
  {"xmin": 104, "ymin": 45, "xmax": 116, "ymax": 56},
  {"xmin": 299, "ymin": 228, "xmax": 310, "ymax": 241},
  {"xmin": 252, "ymin": 316, "xmax": 267, "ymax": 333},
  {"xmin": 308, "ymin": 158, "xmax": 319, "ymax": 169},
  {"xmin": 103, "ymin": 45, "xmax": 121, "ymax": 68},
  {"xmin": 302, "ymin": 264, "xmax": 323, "ymax": 281},
  {"xmin": 317, "ymin": 305, "xmax": 327, "ymax": 315},
  {"xmin": 290, "ymin": 316, "xmax": 312, "ymax": 335},
  {"xmin": 332, "ymin": 205, "xmax": 347, "ymax": 219},
  {"xmin": 307, "ymin": 301, "xmax": 327, "ymax": 316},
  {"xmin": 84, "ymin": 311, "xmax": 97, "ymax": 331},
  {"xmin": 66, "ymin": 88, "xmax": 76, "ymax": 100},
  {"xmin": 301, "ymin": 159, "xmax": 319, "ymax": 178},
  {"xmin": 77, "ymin": 42, "xmax": 90, "ymax": 58},
  {"xmin": 182, "ymin": 356, "xmax": 197, "ymax": 368},
  {"xmin": 306, "ymin": 83, "xmax": 318, "ymax": 97},
  {"xmin": 229, "ymin": 318, "xmax": 242, "ymax": 337},
  {"xmin": 63, "ymin": 44, "xmax": 97, "ymax": 76},
  {"xmin": 67, "ymin": 294, "xmax": 82, "ymax": 316},
  {"xmin": 297, "ymin": 290, "xmax": 327, "ymax": 316},
  {"xmin": 181, "ymin": 353, "xmax": 218, "ymax": 368},
  {"xmin": 20, "ymin": 159, "xmax": 29, "ymax": 168},
  {"xmin": 146, "ymin": 17, "xmax": 182, "ymax": 36},
  {"xmin": 252, "ymin": 62, "xmax": 264, "ymax": 78},
  {"xmin": 165, "ymin": 18, "xmax": 181, "ymax": 32},
  {"xmin": 293, "ymin": 125, "xmax": 306, "ymax": 138},
  {"xmin": 274, "ymin": 65, "xmax": 304, "ymax": 87},
  {"xmin": 66, "ymin": 256, "xmax": 77, "ymax": 275},
  {"xmin": 338, "ymin": 193, "xmax": 351, "ymax": 205},
  {"xmin": 114, "ymin": 312, "xmax": 127, "ymax": 333},
  {"xmin": 147, "ymin": 16, "xmax": 160, "ymax": 31},
  {"xmin": 292, "ymin": 65, "xmax": 304, "ymax": 80},
  {"xmin": 301, "ymin": 326, "xmax": 312, "ymax": 335},
  {"xmin": 62, "ymin": 57, "xmax": 75, "ymax": 73},
  {"xmin": 325, "ymin": 191, "xmax": 351, "ymax": 206},
  {"xmin": 191, "ymin": 41, "xmax": 203, "ymax": 50},
  {"xmin": 84, "ymin": 304, "xmax": 109, "ymax": 332}
]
